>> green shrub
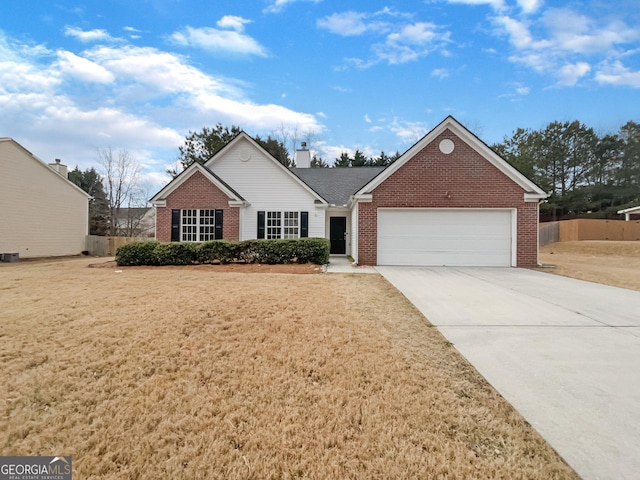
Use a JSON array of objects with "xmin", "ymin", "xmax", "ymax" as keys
[
  {"xmin": 115, "ymin": 241, "xmax": 159, "ymax": 266},
  {"xmin": 197, "ymin": 241, "xmax": 240, "ymax": 264},
  {"xmin": 296, "ymin": 237, "xmax": 330, "ymax": 264},
  {"xmin": 115, "ymin": 237, "xmax": 331, "ymax": 266},
  {"xmin": 153, "ymin": 242, "xmax": 197, "ymax": 265}
]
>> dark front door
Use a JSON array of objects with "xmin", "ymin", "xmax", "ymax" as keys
[{"xmin": 330, "ymin": 217, "xmax": 347, "ymax": 254}]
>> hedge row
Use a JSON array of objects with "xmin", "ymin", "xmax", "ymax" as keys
[{"xmin": 115, "ymin": 238, "xmax": 330, "ymax": 266}]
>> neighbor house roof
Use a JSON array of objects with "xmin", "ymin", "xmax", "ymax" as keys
[
  {"xmin": 114, "ymin": 207, "xmax": 153, "ymax": 220},
  {"xmin": 292, "ymin": 167, "xmax": 385, "ymax": 206},
  {"xmin": 0, "ymin": 137, "xmax": 92, "ymax": 200},
  {"xmin": 617, "ymin": 206, "xmax": 640, "ymax": 215}
]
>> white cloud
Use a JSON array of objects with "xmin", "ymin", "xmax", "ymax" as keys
[
  {"xmin": 388, "ymin": 22, "xmax": 440, "ymax": 45},
  {"xmin": 0, "ymin": 33, "xmax": 324, "ymax": 176},
  {"xmin": 517, "ymin": 0, "xmax": 543, "ymax": 14},
  {"xmin": 364, "ymin": 114, "xmax": 372, "ymax": 123},
  {"xmin": 446, "ymin": 0, "xmax": 506, "ymax": 12},
  {"xmin": 170, "ymin": 22, "xmax": 268, "ymax": 57},
  {"xmin": 216, "ymin": 15, "xmax": 251, "ymax": 32},
  {"xmin": 317, "ymin": 12, "xmax": 371, "ymax": 36},
  {"xmin": 432, "ymin": 68, "xmax": 450, "ymax": 79},
  {"xmin": 319, "ymin": 8, "xmax": 451, "ymax": 67},
  {"xmin": 556, "ymin": 62, "xmax": 591, "ymax": 86},
  {"xmin": 389, "ymin": 118, "xmax": 428, "ymax": 143},
  {"xmin": 493, "ymin": 16, "xmax": 543, "ymax": 50},
  {"xmin": 56, "ymin": 51, "xmax": 114, "ymax": 83},
  {"xmin": 64, "ymin": 26, "xmax": 115, "ymax": 43},
  {"xmin": 263, "ymin": 0, "xmax": 321, "ymax": 14},
  {"xmin": 542, "ymin": 9, "xmax": 639, "ymax": 55},
  {"xmin": 375, "ymin": 22, "xmax": 451, "ymax": 65},
  {"xmin": 492, "ymin": 9, "xmax": 640, "ymax": 87},
  {"xmin": 596, "ymin": 61, "xmax": 640, "ymax": 87}
]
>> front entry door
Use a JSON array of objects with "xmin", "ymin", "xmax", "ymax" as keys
[{"xmin": 329, "ymin": 217, "xmax": 347, "ymax": 254}]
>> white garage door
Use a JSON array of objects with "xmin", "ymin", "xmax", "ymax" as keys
[{"xmin": 377, "ymin": 209, "xmax": 513, "ymax": 266}]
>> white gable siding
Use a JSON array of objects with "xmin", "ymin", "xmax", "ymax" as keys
[
  {"xmin": 207, "ymin": 139, "xmax": 325, "ymax": 240},
  {"xmin": 0, "ymin": 140, "xmax": 89, "ymax": 258}
]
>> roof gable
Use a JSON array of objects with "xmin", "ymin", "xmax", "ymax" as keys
[
  {"xmin": 204, "ymin": 132, "xmax": 328, "ymax": 204},
  {"xmin": 150, "ymin": 162, "xmax": 245, "ymax": 205},
  {"xmin": 0, "ymin": 137, "xmax": 91, "ymax": 199},
  {"xmin": 355, "ymin": 116, "xmax": 547, "ymax": 201}
]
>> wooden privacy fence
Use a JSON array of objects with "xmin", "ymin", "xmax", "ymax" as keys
[
  {"xmin": 539, "ymin": 221, "xmax": 560, "ymax": 247},
  {"xmin": 539, "ymin": 219, "xmax": 640, "ymax": 246},
  {"xmin": 86, "ymin": 235, "xmax": 151, "ymax": 257}
]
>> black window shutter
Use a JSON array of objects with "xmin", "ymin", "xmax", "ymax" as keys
[
  {"xmin": 257, "ymin": 211, "xmax": 265, "ymax": 239},
  {"xmin": 300, "ymin": 211, "xmax": 309, "ymax": 238},
  {"xmin": 171, "ymin": 209, "xmax": 181, "ymax": 242},
  {"xmin": 214, "ymin": 209, "xmax": 224, "ymax": 240}
]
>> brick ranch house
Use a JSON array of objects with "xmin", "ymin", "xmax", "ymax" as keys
[{"xmin": 151, "ymin": 116, "xmax": 547, "ymax": 267}]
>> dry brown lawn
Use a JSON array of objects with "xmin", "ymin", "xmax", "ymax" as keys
[
  {"xmin": 539, "ymin": 240, "xmax": 640, "ymax": 291},
  {"xmin": 0, "ymin": 258, "xmax": 577, "ymax": 479}
]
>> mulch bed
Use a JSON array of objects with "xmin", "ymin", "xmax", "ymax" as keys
[{"xmin": 88, "ymin": 260, "xmax": 324, "ymax": 274}]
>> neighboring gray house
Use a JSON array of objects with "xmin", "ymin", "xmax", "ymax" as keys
[
  {"xmin": 0, "ymin": 138, "xmax": 91, "ymax": 258},
  {"xmin": 114, "ymin": 207, "xmax": 155, "ymax": 238}
]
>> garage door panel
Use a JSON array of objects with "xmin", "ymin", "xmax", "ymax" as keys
[{"xmin": 377, "ymin": 209, "xmax": 512, "ymax": 267}]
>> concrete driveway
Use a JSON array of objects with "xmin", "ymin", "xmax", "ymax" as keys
[{"xmin": 376, "ymin": 266, "xmax": 640, "ymax": 480}]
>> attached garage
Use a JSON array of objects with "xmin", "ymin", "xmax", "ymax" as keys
[{"xmin": 377, "ymin": 209, "xmax": 514, "ymax": 267}]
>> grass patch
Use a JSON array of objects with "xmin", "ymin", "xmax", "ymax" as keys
[
  {"xmin": 539, "ymin": 240, "xmax": 640, "ymax": 291},
  {"xmin": 0, "ymin": 258, "xmax": 577, "ymax": 479}
]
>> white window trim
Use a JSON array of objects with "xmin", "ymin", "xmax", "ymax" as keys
[
  {"xmin": 181, "ymin": 209, "xmax": 217, "ymax": 242},
  {"xmin": 267, "ymin": 211, "xmax": 300, "ymax": 239}
]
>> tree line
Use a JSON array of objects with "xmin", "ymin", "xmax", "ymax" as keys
[
  {"xmin": 172, "ymin": 124, "xmax": 402, "ymax": 172},
  {"xmin": 492, "ymin": 120, "xmax": 640, "ymax": 221}
]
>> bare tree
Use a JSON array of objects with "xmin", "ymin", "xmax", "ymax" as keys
[
  {"xmin": 273, "ymin": 123, "xmax": 320, "ymax": 165},
  {"xmin": 98, "ymin": 147, "xmax": 144, "ymax": 236}
]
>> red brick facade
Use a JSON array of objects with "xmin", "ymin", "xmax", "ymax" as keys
[
  {"xmin": 155, "ymin": 171, "xmax": 240, "ymax": 242},
  {"xmin": 357, "ymin": 129, "xmax": 540, "ymax": 267}
]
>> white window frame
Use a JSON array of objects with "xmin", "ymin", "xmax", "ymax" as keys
[
  {"xmin": 267, "ymin": 211, "xmax": 299, "ymax": 239},
  {"xmin": 181, "ymin": 209, "xmax": 217, "ymax": 242},
  {"xmin": 283, "ymin": 211, "xmax": 299, "ymax": 239}
]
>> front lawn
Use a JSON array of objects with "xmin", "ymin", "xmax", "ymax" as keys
[{"xmin": 0, "ymin": 258, "xmax": 577, "ymax": 479}]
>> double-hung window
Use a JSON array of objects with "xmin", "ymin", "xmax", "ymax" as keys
[
  {"xmin": 266, "ymin": 211, "xmax": 282, "ymax": 239},
  {"xmin": 283, "ymin": 211, "xmax": 299, "ymax": 239},
  {"xmin": 258, "ymin": 211, "xmax": 308, "ymax": 239},
  {"xmin": 171, "ymin": 209, "xmax": 223, "ymax": 242}
]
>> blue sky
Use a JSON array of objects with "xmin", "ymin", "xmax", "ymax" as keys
[{"xmin": 1, "ymin": 0, "xmax": 639, "ymax": 187}]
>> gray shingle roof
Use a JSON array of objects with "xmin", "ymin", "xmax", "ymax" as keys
[{"xmin": 291, "ymin": 167, "xmax": 385, "ymax": 206}]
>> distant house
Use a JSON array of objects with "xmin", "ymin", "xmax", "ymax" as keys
[
  {"xmin": 0, "ymin": 138, "xmax": 91, "ymax": 258},
  {"xmin": 114, "ymin": 207, "xmax": 155, "ymax": 237},
  {"xmin": 151, "ymin": 117, "xmax": 547, "ymax": 267},
  {"xmin": 618, "ymin": 206, "xmax": 640, "ymax": 221}
]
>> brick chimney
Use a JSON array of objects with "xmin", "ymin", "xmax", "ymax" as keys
[{"xmin": 295, "ymin": 142, "xmax": 311, "ymax": 168}]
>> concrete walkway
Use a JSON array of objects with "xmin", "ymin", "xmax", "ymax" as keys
[
  {"xmin": 376, "ymin": 266, "xmax": 640, "ymax": 480},
  {"xmin": 325, "ymin": 256, "xmax": 377, "ymax": 274}
]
